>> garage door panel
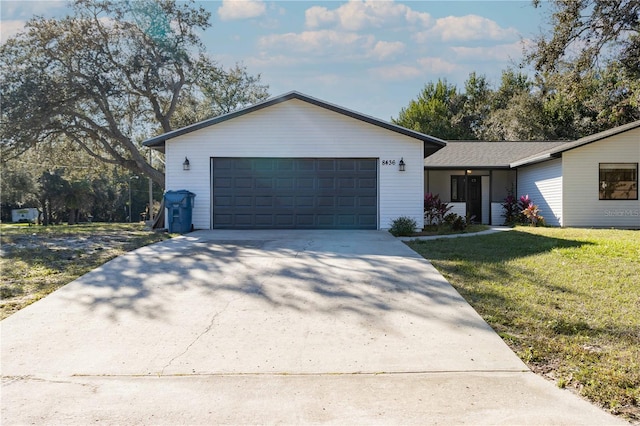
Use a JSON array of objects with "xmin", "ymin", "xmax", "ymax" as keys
[
  {"xmin": 255, "ymin": 215, "xmax": 274, "ymax": 226},
  {"xmin": 235, "ymin": 214, "xmax": 253, "ymax": 226},
  {"xmin": 235, "ymin": 196, "xmax": 253, "ymax": 207},
  {"xmin": 318, "ymin": 178, "xmax": 335, "ymax": 190},
  {"xmin": 255, "ymin": 196, "xmax": 273, "ymax": 207},
  {"xmin": 254, "ymin": 158, "xmax": 273, "ymax": 169},
  {"xmin": 276, "ymin": 178, "xmax": 294, "ymax": 189},
  {"xmin": 338, "ymin": 196, "xmax": 355, "ymax": 207},
  {"xmin": 255, "ymin": 178, "xmax": 273, "ymax": 189},
  {"xmin": 295, "ymin": 215, "xmax": 315, "ymax": 226},
  {"xmin": 359, "ymin": 159, "xmax": 377, "ymax": 171},
  {"xmin": 296, "ymin": 196, "xmax": 314, "ymax": 208},
  {"xmin": 359, "ymin": 178, "xmax": 376, "ymax": 189},
  {"xmin": 213, "ymin": 158, "xmax": 377, "ymax": 229},
  {"xmin": 235, "ymin": 177, "xmax": 253, "ymax": 188},
  {"xmin": 277, "ymin": 159, "xmax": 294, "ymax": 170},
  {"xmin": 296, "ymin": 178, "xmax": 315, "ymax": 190},
  {"xmin": 317, "ymin": 160, "xmax": 336, "ymax": 171},
  {"xmin": 359, "ymin": 196, "xmax": 377, "ymax": 207},
  {"xmin": 317, "ymin": 196, "xmax": 335, "ymax": 207},
  {"xmin": 297, "ymin": 160, "xmax": 315, "ymax": 171},
  {"xmin": 338, "ymin": 160, "xmax": 355, "ymax": 171},
  {"xmin": 214, "ymin": 196, "xmax": 233, "ymax": 207}
]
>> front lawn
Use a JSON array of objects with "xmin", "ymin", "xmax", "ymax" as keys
[
  {"xmin": 407, "ymin": 227, "xmax": 639, "ymax": 421},
  {"xmin": 0, "ymin": 223, "xmax": 173, "ymax": 320}
]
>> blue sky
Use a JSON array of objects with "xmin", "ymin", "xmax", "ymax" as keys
[{"xmin": 1, "ymin": 0, "xmax": 551, "ymax": 121}]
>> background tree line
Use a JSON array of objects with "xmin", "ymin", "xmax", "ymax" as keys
[
  {"xmin": 0, "ymin": 143, "xmax": 163, "ymax": 224},
  {"xmin": 394, "ymin": 0, "xmax": 639, "ymax": 140}
]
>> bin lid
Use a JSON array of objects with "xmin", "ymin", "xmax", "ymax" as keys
[{"xmin": 164, "ymin": 190, "xmax": 195, "ymax": 203}]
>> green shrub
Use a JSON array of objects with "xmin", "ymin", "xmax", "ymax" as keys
[
  {"xmin": 389, "ymin": 216, "xmax": 417, "ymax": 236},
  {"xmin": 444, "ymin": 213, "xmax": 467, "ymax": 231}
]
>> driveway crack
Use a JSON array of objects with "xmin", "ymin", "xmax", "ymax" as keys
[
  {"xmin": 160, "ymin": 296, "xmax": 238, "ymax": 375},
  {"xmin": 295, "ymin": 239, "xmax": 314, "ymax": 257}
]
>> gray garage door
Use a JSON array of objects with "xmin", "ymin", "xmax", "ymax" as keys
[{"xmin": 212, "ymin": 158, "xmax": 377, "ymax": 229}]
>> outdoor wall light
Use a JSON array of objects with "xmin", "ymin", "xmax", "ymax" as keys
[
  {"xmin": 399, "ymin": 158, "xmax": 406, "ymax": 172},
  {"xmin": 183, "ymin": 157, "xmax": 190, "ymax": 171}
]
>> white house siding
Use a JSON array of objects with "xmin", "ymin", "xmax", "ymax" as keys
[
  {"xmin": 449, "ymin": 202, "xmax": 466, "ymax": 218},
  {"xmin": 165, "ymin": 99, "xmax": 424, "ymax": 230},
  {"xmin": 517, "ymin": 158, "xmax": 563, "ymax": 226},
  {"xmin": 562, "ymin": 128, "xmax": 640, "ymax": 228},
  {"xmin": 491, "ymin": 203, "xmax": 504, "ymax": 225},
  {"xmin": 424, "ymin": 170, "xmax": 465, "ymax": 202}
]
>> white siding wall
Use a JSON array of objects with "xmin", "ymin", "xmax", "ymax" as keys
[
  {"xmin": 425, "ymin": 170, "xmax": 465, "ymax": 202},
  {"xmin": 517, "ymin": 158, "xmax": 563, "ymax": 226},
  {"xmin": 449, "ymin": 202, "xmax": 466, "ymax": 218},
  {"xmin": 491, "ymin": 203, "xmax": 504, "ymax": 225},
  {"xmin": 165, "ymin": 99, "xmax": 424, "ymax": 230},
  {"xmin": 562, "ymin": 128, "xmax": 640, "ymax": 228}
]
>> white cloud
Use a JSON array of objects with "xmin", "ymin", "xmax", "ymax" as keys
[
  {"xmin": 414, "ymin": 15, "xmax": 519, "ymax": 43},
  {"xmin": 258, "ymin": 30, "xmax": 404, "ymax": 63},
  {"xmin": 245, "ymin": 53, "xmax": 308, "ymax": 68},
  {"xmin": 0, "ymin": 20, "xmax": 26, "ymax": 44},
  {"xmin": 369, "ymin": 64, "xmax": 422, "ymax": 81},
  {"xmin": 259, "ymin": 30, "xmax": 375, "ymax": 57},
  {"xmin": 451, "ymin": 40, "xmax": 527, "ymax": 62},
  {"xmin": 305, "ymin": 0, "xmax": 431, "ymax": 31},
  {"xmin": 416, "ymin": 57, "xmax": 459, "ymax": 74},
  {"xmin": 370, "ymin": 40, "xmax": 405, "ymax": 60},
  {"xmin": 218, "ymin": 0, "xmax": 266, "ymax": 21}
]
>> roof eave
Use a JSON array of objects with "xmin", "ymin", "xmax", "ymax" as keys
[
  {"xmin": 424, "ymin": 165, "xmax": 513, "ymax": 169},
  {"xmin": 510, "ymin": 153, "xmax": 557, "ymax": 168}
]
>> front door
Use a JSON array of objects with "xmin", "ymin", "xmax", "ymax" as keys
[{"xmin": 467, "ymin": 176, "xmax": 481, "ymax": 223}]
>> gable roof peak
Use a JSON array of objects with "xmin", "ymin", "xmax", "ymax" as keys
[{"xmin": 142, "ymin": 90, "xmax": 446, "ymax": 151}]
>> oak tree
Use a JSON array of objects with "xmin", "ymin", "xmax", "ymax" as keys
[{"xmin": 0, "ymin": 0, "xmax": 269, "ymax": 187}]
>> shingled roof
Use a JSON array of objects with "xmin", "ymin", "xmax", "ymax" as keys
[
  {"xmin": 423, "ymin": 141, "xmax": 567, "ymax": 169},
  {"xmin": 510, "ymin": 120, "xmax": 640, "ymax": 167}
]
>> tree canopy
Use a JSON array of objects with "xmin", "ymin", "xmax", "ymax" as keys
[
  {"xmin": 527, "ymin": 0, "xmax": 640, "ymax": 131},
  {"xmin": 0, "ymin": 0, "xmax": 269, "ymax": 187},
  {"xmin": 395, "ymin": 1, "xmax": 639, "ymax": 141}
]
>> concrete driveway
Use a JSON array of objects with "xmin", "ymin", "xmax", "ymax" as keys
[{"xmin": 1, "ymin": 230, "xmax": 622, "ymax": 424}]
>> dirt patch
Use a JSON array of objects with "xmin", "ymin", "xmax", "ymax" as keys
[{"xmin": 0, "ymin": 224, "xmax": 171, "ymax": 320}]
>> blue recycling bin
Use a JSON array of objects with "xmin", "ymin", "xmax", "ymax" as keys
[{"xmin": 164, "ymin": 190, "xmax": 196, "ymax": 234}]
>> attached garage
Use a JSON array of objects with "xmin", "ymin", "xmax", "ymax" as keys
[
  {"xmin": 212, "ymin": 158, "xmax": 377, "ymax": 229},
  {"xmin": 143, "ymin": 91, "xmax": 445, "ymax": 230}
]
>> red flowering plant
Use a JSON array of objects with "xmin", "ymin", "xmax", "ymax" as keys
[
  {"xmin": 501, "ymin": 188, "xmax": 519, "ymax": 224},
  {"xmin": 424, "ymin": 193, "xmax": 453, "ymax": 226},
  {"xmin": 522, "ymin": 203, "xmax": 545, "ymax": 226}
]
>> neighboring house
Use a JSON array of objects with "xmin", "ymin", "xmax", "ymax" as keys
[
  {"xmin": 143, "ymin": 91, "xmax": 445, "ymax": 230},
  {"xmin": 144, "ymin": 91, "xmax": 638, "ymax": 230}
]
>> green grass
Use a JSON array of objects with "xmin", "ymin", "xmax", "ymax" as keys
[
  {"xmin": 0, "ymin": 223, "xmax": 173, "ymax": 320},
  {"xmin": 407, "ymin": 227, "xmax": 640, "ymax": 421}
]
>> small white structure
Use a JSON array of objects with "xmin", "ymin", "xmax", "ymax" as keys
[
  {"xmin": 144, "ymin": 91, "xmax": 445, "ymax": 230},
  {"xmin": 11, "ymin": 208, "xmax": 39, "ymax": 223}
]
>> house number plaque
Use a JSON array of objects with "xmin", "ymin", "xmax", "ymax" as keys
[{"xmin": 381, "ymin": 159, "xmax": 396, "ymax": 166}]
